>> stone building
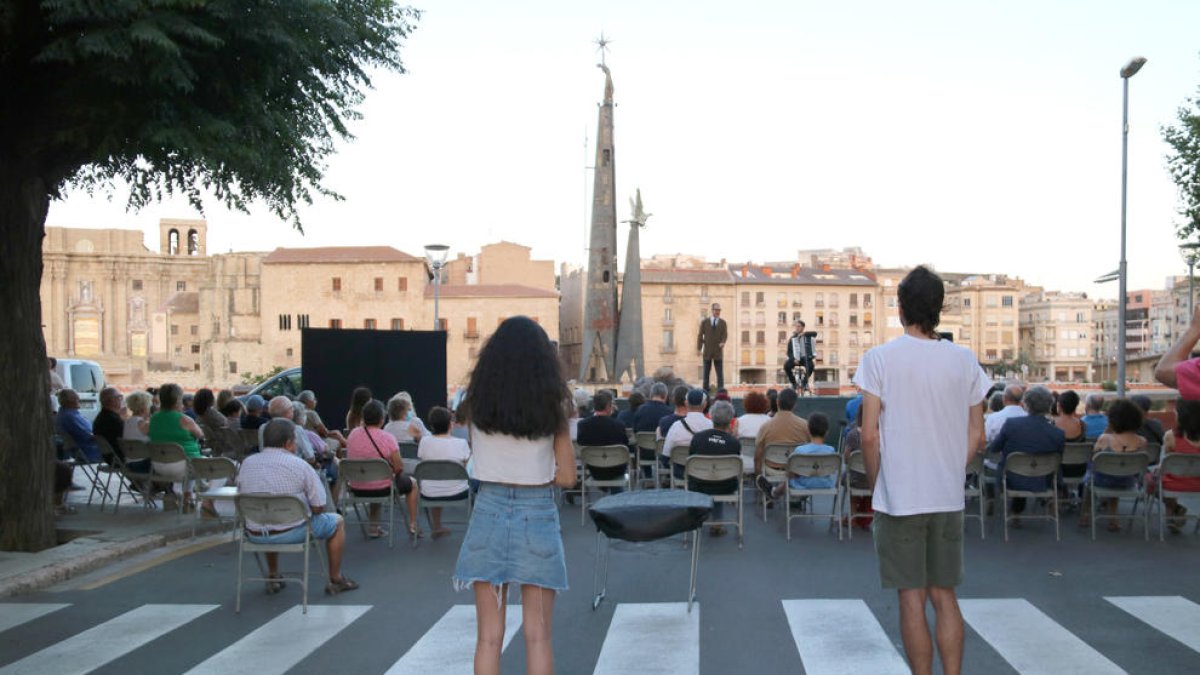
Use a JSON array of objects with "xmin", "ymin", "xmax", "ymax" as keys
[
  {"xmin": 640, "ymin": 265, "xmax": 736, "ymax": 385},
  {"xmin": 1019, "ymin": 291, "xmax": 1094, "ymax": 382},
  {"xmin": 943, "ymin": 274, "xmax": 1025, "ymax": 369}
]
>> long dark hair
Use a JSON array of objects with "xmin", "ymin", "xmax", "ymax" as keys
[
  {"xmin": 1176, "ymin": 398, "xmax": 1200, "ymax": 442},
  {"xmin": 461, "ymin": 316, "xmax": 569, "ymax": 439},
  {"xmin": 347, "ymin": 386, "xmax": 372, "ymax": 427}
]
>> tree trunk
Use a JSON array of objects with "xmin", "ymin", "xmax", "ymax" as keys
[{"xmin": 0, "ymin": 163, "xmax": 56, "ymax": 552}]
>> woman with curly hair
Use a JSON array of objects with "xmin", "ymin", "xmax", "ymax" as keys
[{"xmin": 453, "ymin": 316, "xmax": 575, "ymax": 675}]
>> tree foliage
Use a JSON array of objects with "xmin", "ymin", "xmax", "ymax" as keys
[{"xmin": 1163, "ymin": 71, "xmax": 1200, "ymax": 243}]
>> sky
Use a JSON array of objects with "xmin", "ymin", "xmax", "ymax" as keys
[{"xmin": 45, "ymin": 0, "xmax": 1200, "ymax": 300}]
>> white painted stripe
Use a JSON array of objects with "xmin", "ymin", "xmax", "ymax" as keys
[
  {"xmin": 593, "ymin": 602, "xmax": 700, "ymax": 675},
  {"xmin": 781, "ymin": 599, "xmax": 907, "ymax": 675},
  {"xmin": 386, "ymin": 605, "xmax": 522, "ymax": 674},
  {"xmin": 186, "ymin": 605, "xmax": 370, "ymax": 675},
  {"xmin": 960, "ymin": 599, "xmax": 1124, "ymax": 675},
  {"xmin": 1106, "ymin": 595, "xmax": 1200, "ymax": 654},
  {"xmin": 0, "ymin": 604, "xmax": 69, "ymax": 634},
  {"xmin": 0, "ymin": 604, "xmax": 216, "ymax": 675}
]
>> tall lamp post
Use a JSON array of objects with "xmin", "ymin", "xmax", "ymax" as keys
[
  {"xmin": 424, "ymin": 244, "xmax": 450, "ymax": 331},
  {"xmin": 1181, "ymin": 242, "xmax": 1200, "ymax": 318},
  {"xmin": 1117, "ymin": 55, "xmax": 1146, "ymax": 398}
]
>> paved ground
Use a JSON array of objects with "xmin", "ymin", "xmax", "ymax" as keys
[{"xmin": 2, "ymin": 489, "xmax": 1198, "ymax": 674}]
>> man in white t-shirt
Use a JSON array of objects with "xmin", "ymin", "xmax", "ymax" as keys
[
  {"xmin": 853, "ymin": 266, "xmax": 989, "ymax": 675},
  {"xmin": 984, "ymin": 384, "xmax": 1026, "ymax": 443},
  {"xmin": 663, "ymin": 388, "xmax": 713, "ymax": 481}
]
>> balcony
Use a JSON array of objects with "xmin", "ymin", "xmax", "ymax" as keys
[
  {"xmin": 463, "ymin": 330, "xmax": 480, "ymax": 340},
  {"xmin": 662, "ymin": 296, "xmax": 673, "ymax": 304},
  {"xmin": 660, "ymin": 345, "xmax": 676, "ymax": 354},
  {"xmin": 662, "ymin": 318, "xmax": 674, "ymax": 327}
]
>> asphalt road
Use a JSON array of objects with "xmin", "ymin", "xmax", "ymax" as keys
[{"xmin": 2, "ymin": 493, "xmax": 1199, "ymax": 675}]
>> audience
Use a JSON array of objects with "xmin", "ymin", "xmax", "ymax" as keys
[
  {"xmin": 736, "ymin": 391, "xmax": 772, "ymax": 440},
  {"xmin": 686, "ymin": 400, "xmax": 740, "ymax": 536},
  {"xmin": 631, "ymin": 382, "xmax": 672, "ymax": 433},
  {"xmin": 1150, "ymin": 398, "xmax": 1200, "ymax": 534},
  {"xmin": 93, "ymin": 387, "xmax": 126, "ymax": 462},
  {"xmin": 656, "ymin": 384, "xmax": 690, "ymax": 439},
  {"xmin": 193, "ymin": 388, "xmax": 226, "ymax": 432},
  {"xmin": 1081, "ymin": 394, "xmax": 1108, "ymax": 440},
  {"xmin": 842, "ymin": 405, "xmax": 873, "ymax": 529},
  {"xmin": 297, "ymin": 389, "xmax": 347, "ymax": 449},
  {"xmin": 237, "ymin": 418, "xmax": 357, "ymax": 595},
  {"xmin": 766, "ymin": 388, "xmax": 779, "ymax": 416},
  {"xmin": 416, "ymin": 406, "xmax": 472, "ymax": 538},
  {"xmin": 241, "ymin": 395, "xmax": 269, "ymax": 430},
  {"xmin": 985, "ymin": 384, "xmax": 1026, "ymax": 444},
  {"xmin": 988, "ymin": 385, "xmax": 1064, "ymax": 521},
  {"xmin": 55, "ymin": 389, "xmax": 100, "ymax": 462},
  {"xmin": 754, "ymin": 388, "xmax": 811, "ymax": 499},
  {"xmin": 1083, "ymin": 398, "xmax": 1147, "ymax": 531},
  {"xmin": 766, "ymin": 411, "xmax": 837, "ymax": 502},
  {"xmin": 221, "ymin": 399, "xmax": 246, "ymax": 429},
  {"xmin": 345, "ymin": 399, "xmax": 420, "ymax": 538},
  {"xmin": 1053, "ymin": 389, "xmax": 1086, "ymax": 442},
  {"xmin": 1131, "ymin": 395, "xmax": 1165, "ymax": 446},
  {"xmin": 384, "ymin": 396, "xmax": 429, "ymax": 443},
  {"xmin": 663, "ymin": 389, "xmax": 712, "ymax": 480},
  {"xmin": 345, "ymin": 386, "xmax": 372, "ymax": 432},
  {"xmin": 124, "ymin": 391, "xmax": 153, "ymax": 443},
  {"xmin": 148, "ymin": 383, "xmax": 205, "ymax": 512},
  {"xmin": 617, "ymin": 391, "xmax": 645, "ymax": 428},
  {"xmin": 576, "ymin": 391, "xmax": 632, "ymax": 495}
]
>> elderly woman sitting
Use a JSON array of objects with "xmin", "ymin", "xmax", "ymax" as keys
[
  {"xmin": 346, "ymin": 400, "xmax": 420, "ymax": 538},
  {"xmin": 989, "ymin": 385, "xmax": 1065, "ymax": 519},
  {"xmin": 148, "ymin": 383, "xmax": 207, "ymax": 513},
  {"xmin": 383, "ymin": 395, "xmax": 429, "ymax": 443}
]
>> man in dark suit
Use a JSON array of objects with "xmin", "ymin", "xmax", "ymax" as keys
[
  {"xmin": 698, "ymin": 302, "xmax": 728, "ymax": 391},
  {"xmin": 988, "ymin": 385, "xmax": 1065, "ymax": 516},
  {"xmin": 631, "ymin": 382, "xmax": 673, "ymax": 433}
]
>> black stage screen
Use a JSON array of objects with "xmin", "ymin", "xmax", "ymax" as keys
[{"xmin": 302, "ymin": 328, "xmax": 447, "ymax": 432}]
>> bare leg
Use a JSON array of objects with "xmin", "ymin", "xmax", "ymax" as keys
[
  {"xmin": 431, "ymin": 507, "xmax": 451, "ymax": 537},
  {"xmin": 406, "ymin": 489, "xmax": 420, "ymax": 533},
  {"xmin": 473, "ymin": 582, "xmax": 507, "ymax": 675},
  {"xmin": 898, "ymin": 588, "xmax": 933, "ymax": 675},
  {"xmin": 929, "ymin": 586, "xmax": 964, "ymax": 675},
  {"xmin": 522, "ymin": 584, "xmax": 557, "ymax": 675},
  {"xmin": 265, "ymin": 552, "xmax": 279, "ymax": 576},
  {"xmin": 366, "ymin": 503, "xmax": 382, "ymax": 534},
  {"xmin": 326, "ymin": 516, "xmax": 346, "ymax": 581}
]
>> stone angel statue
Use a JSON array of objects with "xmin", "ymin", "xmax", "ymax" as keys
[{"xmin": 626, "ymin": 189, "xmax": 651, "ymax": 228}]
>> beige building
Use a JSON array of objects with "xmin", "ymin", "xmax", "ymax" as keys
[
  {"xmin": 1020, "ymin": 291, "xmax": 1094, "ymax": 382},
  {"xmin": 944, "ymin": 274, "xmax": 1025, "ymax": 369},
  {"xmin": 640, "ymin": 266, "xmax": 736, "ymax": 384}
]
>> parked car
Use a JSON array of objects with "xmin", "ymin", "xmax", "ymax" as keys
[
  {"xmin": 239, "ymin": 367, "xmax": 303, "ymax": 402},
  {"xmin": 53, "ymin": 358, "xmax": 106, "ymax": 423}
]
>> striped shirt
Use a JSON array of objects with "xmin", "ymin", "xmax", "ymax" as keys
[{"xmin": 237, "ymin": 447, "xmax": 326, "ymax": 531}]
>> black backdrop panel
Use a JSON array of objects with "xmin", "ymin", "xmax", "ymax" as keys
[{"xmin": 301, "ymin": 328, "xmax": 446, "ymax": 431}]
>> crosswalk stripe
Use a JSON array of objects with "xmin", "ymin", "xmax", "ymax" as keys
[
  {"xmin": 185, "ymin": 605, "xmax": 370, "ymax": 675},
  {"xmin": 960, "ymin": 598, "xmax": 1124, "ymax": 675},
  {"xmin": 781, "ymin": 599, "xmax": 908, "ymax": 674},
  {"xmin": 593, "ymin": 603, "xmax": 700, "ymax": 675},
  {"xmin": 1106, "ymin": 595, "xmax": 1200, "ymax": 654},
  {"xmin": 385, "ymin": 604, "xmax": 522, "ymax": 674},
  {"xmin": 0, "ymin": 604, "xmax": 217, "ymax": 675},
  {"xmin": 0, "ymin": 604, "xmax": 69, "ymax": 634}
]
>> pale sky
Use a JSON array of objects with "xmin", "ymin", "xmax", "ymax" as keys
[{"xmin": 46, "ymin": 0, "xmax": 1200, "ymax": 300}]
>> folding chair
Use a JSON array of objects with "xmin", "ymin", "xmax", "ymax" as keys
[
  {"xmin": 112, "ymin": 439, "xmax": 155, "ymax": 512},
  {"xmin": 686, "ymin": 454, "xmax": 745, "ymax": 548},
  {"xmin": 842, "ymin": 450, "xmax": 875, "ymax": 540},
  {"xmin": 760, "ymin": 444, "xmax": 792, "ymax": 522},
  {"xmin": 964, "ymin": 452, "xmax": 986, "ymax": 540},
  {"xmin": 397, "ymin": 441, "xmax": 420, "ymax": 460},
  {"xmin": 237, "ymin": 428, "xmax": 260, "ymax": 455},
  {"xmin": 784, "ymin": 453, "xmax": 842, "ymax": 541},
  {"xmin": 145, "ymin": 442, "xmax": 193, "ymax": 516},
  {"xmin": 234, "ymin": 494, "xmax": 328, "ymax": 614},
  {"xmin": 1002, "ymin": 452, "xmax": 1061, "ymax": 541},
  {"xmin": 558, "ymin": 441, "xmax": 585, "ymax": 506},
  {"xmin": 90, "ymin": 436, "xmax": 124, "ymax": 511},
  {"xmin": 738, "ymin": 436, "xmax": 757, "ymax": 483},
  {"xmin": 191, "ymin": 457, "xmax": 239, "ymax": 537},
  {"xmin": 1089, "ymin": 451, "xmax": 1150, "ymax": 541},
  {"xmin": 62, "ymin": 435, "xmax": 110, "ymax": 509},
  {"xmin": 669, "ymin": 444, "xmax": 690, "ymax": 490},
  {"xmin": 337, "ymin": 458, "xmax": 396, "ymax": 547},
  {"xmin": 580, "ymin": 445, "xmax": 632, "ymax": 525},
  {"xmin": 202, "ymin": 424, "xmax": 242, "ymax": 460},
  {"xmin": 634, "ymin": 431, "xmax": 660, "ymax": 490},
  {"xmin": 1060, "ymin": 442, "xmax": 1092, "ymax": 508},
  {"xmin": 413, "ymin": 460, "xmax": 472, "ymax": 536},
  {"xmin": 1154, "ymin": 453, "xmax": 1200, "ymax": 540}
]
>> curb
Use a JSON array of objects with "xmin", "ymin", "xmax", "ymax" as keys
[{"xmin": 0, "ymin": 522, "xmax": 226, "ymax": 598}]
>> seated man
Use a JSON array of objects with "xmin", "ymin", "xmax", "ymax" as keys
[
  {"xmin": 576, "ymin": 390, "xmax": 632, "ymax": 493},
  {"xmin": 767, "ymin": 412, "xmax": 837, "ymax": 502},
  {"xmin": 754, "ymin": 388, "xmax": 811, "ymax": 500},
  {"xmin": 632, "ymin": 382, "xmax": 673, "ymax": 433},
  {"xmin": 687, "ymin": 400, "xmax": 740, "ymax": 536},
  {"xmin": 241, "ymin": 395, "xmax": 269, "ymax": 431},
  {"xmin": 663, "ymin": 389, "xmax": 713, "ymax": 480},
  {"xmin": 1081, "ymin": 394, "xmax": 1108, "ymax": 440},
  {"xmin": 237, "ymin": 418, "xmax": 358, "ymax": 595},
  {"xmin": 55, "ymin": 389, "xmax": 100, "ymax": 462},
  {"xmin": 988, "ymin": 385, "xmax": 1065, "ymax": 518},
  {"xmin": 92, "ymin": 386, "xmax": 126, "ymax": 463}
]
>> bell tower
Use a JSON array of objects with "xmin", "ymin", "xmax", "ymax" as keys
[{"xmin": 159, "ymin": 218, "xmax": 207, "ymax": 257}]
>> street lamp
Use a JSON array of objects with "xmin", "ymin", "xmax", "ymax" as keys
[
  {"xmin": 1117, "ymin": 55, "xmax": 1146, "ymax": 398},
  {"xmin": 424, "ymin": 244, "xmax": 450, "ymax": 331},
  {"xmin": 1180, "ymin": 242, "xmax": 1200, "ymax": 318}
]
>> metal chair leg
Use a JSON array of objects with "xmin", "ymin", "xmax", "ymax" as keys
[{"xmin": 688, "ymin": 527, "xmax": 701, "ymax": 614}]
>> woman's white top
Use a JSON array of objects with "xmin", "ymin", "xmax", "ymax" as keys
[
  {"xmin": 416, "ymin": 435, "xmax": 472, "ymax": 497},
  {"xmin": 737, "ymin": 413, "xmax": 771, "ymax": 440},
  {"xmin": 123, "ymin": 416, "xmax": 149, "ymax": 441},
  {"xmin": 469, "ymin": 426, "xmax": 555, "ymax": 485}
]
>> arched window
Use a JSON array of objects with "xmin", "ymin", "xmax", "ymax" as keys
[
  {"xmin": 168, "ymin": 229, "xmax": 180, "ymax": 255},
  {"xmin": 187, "ymin": 229, "xmax": 199, "ymax": 255}
]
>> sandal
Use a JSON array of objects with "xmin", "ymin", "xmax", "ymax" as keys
[
  {"xmin": 431, "ymin": 528, "xmax": 451, "ymax": 539},
  {"xmin": 408, "ymin": 524, "xmax": 424, "ymax": 539},
  {"xmin": 325, "ymin": 576, "xmax": 359, "ymax": 595},
  {"xmin": 201, "ymin": 503, "xmax": 220, "ymax": 519},
  {"xmin": 367, "ymin": 527, "xmax": 389, "ymax": 540},
  {"xmin": 265, "ymin": 575, "xmax": 286, "ymax": 595}
]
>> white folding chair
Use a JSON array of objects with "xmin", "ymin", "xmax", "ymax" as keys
[
  {"xmin": 760, "ymin": 444, "xmax": 792, "ymax": 522},
  {"xmin": 685, "ymin": 455, "xmax": 745, "ymax": 548},
  {"xmin": 1089, "ymin": 451, "xmax": 1150, "ymax": 541},
  {"xmin": 1154, "ymin": 453, "xmax": 1200, "ymax": 540},
  {"xmin": 669, "ymin": 444, "xmax": 690, "ymax": 491},
  {"xmin": 738, "ymin": 437, "xmax": 757, "ymax": 488},
  {"xmin": 964, "ymin": 452, "xmax": 986, "ymax": 540},
  {"xmin": 1060, "ymin": 442, "xmax": 1092, "ymax": 508},
  {"xmin": 337, "ymin": 458, "xmax": 396, "ymax": 547},
  {"xmin": 784, "ymin": 453, "xmax": 842, "ymax": 541},
  {"xmin": 191, "ymin": 457, "xmax": 239, "ymax": 537},
  {"xmin": 1002, "ymin": 452, "xmax": 1061, "ymax": 541},
  {"xmin": 580, "ymin": 445, "xmax": 632, "ymax": 525},
  {"xmin": 235, "ymin": 494, "xmax": 328, "ymax": 614},
  {"xmin": 112, "ymin": 439, "xmax": 155, "ymax": 512},
  {"xmin": 89, "ymin": 435, "xmax": 125, "ymax": 511},
  {"xmin": 413, "ymin": 460, "xmax": 472, "ymax": 536},
  {"xmin": 145, "ymin": 442, "xmax": 193, "ymax": 516},
  {"xmin": 634, "ymin": 431, "xmax": 660, "ymax": 490},
  {"xmin": 61, "ymin": 434, "xmax": 110, "ymax": 509},
  {"xmin": 841, "ymin": 450, "xmax": 875, "ymax": 540}
]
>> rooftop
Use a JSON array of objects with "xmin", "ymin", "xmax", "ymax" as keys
[
  {"xmin": 263, "ymin": 246, "xmax": 421, "ymax": 264},
  {"xmin": 424, "ymin": 284, "xmax": 559, "ymax": 299}
]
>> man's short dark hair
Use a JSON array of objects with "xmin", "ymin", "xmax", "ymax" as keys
[
  {"xmin": 650, "ymin": 382, "xmax": 668, "ymax": 400},
  {"xmin": 671, "ymin": 384, "xmax": 689, "ymax": 407},
  {"xmin": 427, "ymin": 406, "xmax": 452, "ymax": 434},
  {"xmin": 777, "ymin": 387, "xmax": 798, "ymax": 411},
  {"xmin": 808, "ymin": 412, "xmax": 829, "ymax": 438},
  {"xmin": 897, "ymin": 266, "xmax": 945, "ymax": 336},
  {"xmin": 362, "ymin": 399, "xmax": 386, "ymax": 427},
  {"xmin": 263, "ymin": 418, "xmax": 296, "ymax": 448},
  {"xmin": 592, "ymin": 390, "xmax": 613, "ymax": 412}
]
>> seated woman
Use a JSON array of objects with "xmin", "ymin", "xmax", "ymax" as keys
[
  {"xmin": 345, "ymin": 399, "xmax": 420, "ymax": 538},
  {"xmin": 1084, "ymin": 398, "xmax": 1147, "ymax": 531},
  {"xmin": 416, "ymin": 406, "xmax": 472, "ymax": 538},
  {"xmin": 220, "ymin": 399, "xmax": 245, "ymax": 429},
  {"xmin": 1053, "ymin": 390, "xmax": 1086, "ymax": 442},
  {"xmin": 384, "ymin": 396, "xmax": 429, "ymax": 444},
  {"xmin": 841, "ymin": 405, "xmax": 872, "ymax": 529},
  {"xmin": 148, "ymin": 383, "xmax": 208, "ymax": 513},
  {"xmin": 1149, "ymin": 398, "xmax": 1200, "ymax": 534},
  {"xmin": 121, "ymin": 391, "xmax": 154, "ymax": 478},
  {"xmin": 736, "ymin": 391, "xmax": 772, "ymax": 441}
]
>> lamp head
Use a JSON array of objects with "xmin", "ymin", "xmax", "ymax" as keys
[
  {"xmin": 1120, "ymin": 57, "xmax": 1147, "ymax": 79},
  {"xmin": 424, "ymin": 244, "xmax": 450, "ymax": 267}
]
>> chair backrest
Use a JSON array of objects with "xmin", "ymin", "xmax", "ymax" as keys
[
  {"xmin": 146, "ymin": 442, "xmax": 188, "ymax": 463},
  {"xmin": 120, "ymin": 438, "xmax": 151, "ymax": 461},
  {"xmin": 338, "ymin": 458, "xmax": 394, "ymax": 484},
  {"xmin": 202, "ymin": 425, "xmax": 239, "ymax": 458},
  {"xmin": 1062, "ymin": 442, "xmax": 1093, "ymax": 467},
  {"xmin": 1091, "ymin": 451, "xmax": 1149, "ymax": 478},
  {"xmin": 670, "ymin": 444, "xmax": 690, "ymax": 468},
  {"xmin": 1161, "ymin": 452, "xmax": 1200, "ymax": 480},
  {"xmin": 786, "ymin": 452, "xmax": 841, "ymax": 478},
  {"xmin": 413, "ymin": 459, "xmax": 470, "ymax": 482},
  {"xmin": 738, "ymin": 437, "xmax": 756, "ymax": 459},
  {"xmin": 764, "ymin": 444, "xmax": 792, "ymax": 467},
  {"xmin": 965, "ymin": 452, "xmax": 984, "ymax": 476},
  {"xmin": 1004, "ymin": 451, "xmax": 1061, "ymax": 478},
  {"xmin": 845, "ymin": 449, "xmax": 866, "ymax": 474},
  {"xmin": 93, "ymin": 435, "xmax": 116, "ymax": 462},
  {"xmin": 581, "ymin": 444, "xmax": 630, "ymax": 470},
  {"xmin": 635, "ymin": 431, "xmax": 657, "ymax": 450},
  {"xmin": 236, "ymin": 493, "xmax": 309, "ymax": 526},
  {"xmin": 237, "ymin": 428, "xmax": 259, "ymax": 452},
  {"xmin": 191, "ymin": 456, "xmax": 238, "ymax": 481},
  {"xmin": 1142, "ymin": 443, "xmax": 1162, "ymax": 465},
  {"xmin": 397, "ymin": 441, "xmax": 420, "ymax": 460},
  {"xmin": 685, "ymin": 455, "xmax": 742, "ymax": 484}
]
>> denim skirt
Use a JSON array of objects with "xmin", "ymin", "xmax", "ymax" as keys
[{"xmin": 452, "ymin": 483, "xmax": 568, "ymax": 592}]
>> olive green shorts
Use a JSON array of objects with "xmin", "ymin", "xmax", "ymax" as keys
[{"xmin": 872, "ymin": 510, "xmax": 964, "ymax": 589}]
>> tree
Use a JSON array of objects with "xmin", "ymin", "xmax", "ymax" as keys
[
  {"xmin": 0, "ymin": 1, "xmax": 418, "ymax": 551},
  {"xmin": 1163, "ymin": 71, "xmax": 1200, "ymax": 243}
]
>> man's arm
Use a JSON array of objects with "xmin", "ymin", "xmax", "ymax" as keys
[
  {"xmin": 968, "ymin": 401, "xmax": 985, "ymax": 464},
  {"xmin": 697, "ymin": 321, "xmax": 705, "ymax": 352},
  {"xmin": 861, "ymin": 393, "xmax": 882, "ymax": 489},
  {"xmin": 1156, "ymin": 305, "xmax": 1200, "ymax": 388},
  {"xmin": 754, "ymin": 425, "xmax": 767, "ymax": 474}
]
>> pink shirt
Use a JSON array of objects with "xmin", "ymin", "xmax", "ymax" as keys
[
  {"xmin": 346, "ymin": 426, "xmax": 398, "ymax": 490},
  {"xmin": 1176, "ymin": 359, "xmax": 1200, "ymax": 400}
]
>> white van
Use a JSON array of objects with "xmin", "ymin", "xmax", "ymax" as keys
[{"xmin": 53, "ymin": 358, "xmax": 106, "ymax": 423}]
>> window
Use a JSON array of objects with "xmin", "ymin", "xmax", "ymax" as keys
[
  {"xmin": 849, "ymin": 313, "xmax": 858, "ymax": 327},
  {"xmin": 132, "ymin": 279, "xmax": 143, "ymax": 291},
  {"xmin": 398, "ymin": 277, "xmax": 408, "ymax": 291},
  {"xmin": 374, "ymin": 277, "xmax": 383, "ymax": 292},
  {"xmin": 776, "ymin": 294, "xmax": 788, "ymax": 308},
  {"xmin": 778, "ymin": 331, "xmax": 787, "ymax": 343},
  {"xmin": 777, "ymin": 311, "xmax": 787, "ymax": 325},
  {"xmin": 170, "ymin": 324, "xmax": 179, "ymax": 335},
  {"xmin": 829, "ymin": 293, "xmax": 839, "ymax": 308},
  {"xmin": 829, "ymin": 311, "xmax": 839, "ymax": 327},
  {"xmin": 849, "ymin": 332, "xmax": 858, "ymax": 347},
  {"xmin": 278, "ymin": 314, "xmax": 291, "ymax": 330},
  {"xmin": 438, "ymin": 318, "xmax": 448, "ymax": 331},
  {"xmin": 756, "ymin": 331, "xmax": 765, "ymax": 344},
  {"xmin": 864, "ymin": 294, "xmax": 873, "ymax": 308},
  {"xmin": 329, "ymin": 318, "xmax": 342, "ymax": 329},
  {"xmin": 829, "ymin": 350, "xmax": 839, "ymax": 365},
  {"xmin": 662, "ymin": 329, "xmax": 675, "ymax": 350},
  {"xmin": 815, "ymin": 292, "xmax": 825, "ymax": 308},
  {"xmin": 863, "ymin": 311, "xmax": 873, "ymax": 327},
  {"xmin": 391, "ymin": 318, "xmax": 404, "ymax": 330},
  {"xmin": 1002, "ymin": 295, "xmax": 1013, "ymax": 307},
  {"xmin": 740, "ymin": 310, "xmax": 750, "ymax": 326},
  {"xmin": 849, "ymin": 293, "xmax": 858, "ymax": 308},
  {"xmin": 792, "ymin": 312, "xmax": 803, "ymax": 324},
  {"xmin": 963, "ymin": 297, "xmax": 971, "ymax": 308},
  {"xmin": 190, "ymin": 325, "xmax": 198, "ymax": 335},
  {"xmin": 755, "ymin": 349, "xmax": 765, "ymax": 365},
  {"xmin": 332, "ymin": 277, "xmax": 342, "ymax": 292},
  {"xmin": 664, "ymin": 307, "xmax": 673, "ymax": 322},
  {"xmin": 466, "ymin": 317, "xmax": 479, "ymax": 337},
  {"xmin": 755, "ymin": 311, "xmax": 765, "ymax": 326},
  {"xmin": 816, "ymin": 311, "xmax": 824, "ymax": 326},
  {"xmin": 664, "ymin": 285, "xmax": 673, "ymax": 299},
  {"xmin": 176, "ymin": 281, "xmax": 186, "ymax": 292},
  {"xmin": 699, "ymin": 285, "xmax": 709, "ymax": 300},
  {"xmin": 755, "ymin": 292, "xmax": 765, "ymax": 306},
  {"xmin": 298, "ymin": 314, "xmax": 310, "ymax": 329},
  {"xmin": 741, "ymin": 330, "xmax": 751, "ymax": 344},
  {"xmin": 190, "ymin": 344, "xmax": 200, "ymax": 354},
  {"xmin": 741, "ymin": 291, "xmax": 750, "ymax": 306},
  {"xmin": 364, "ymin": 318, "xmax": 377, "ymax": 330},
  {"xmin": 229, "ymin": 361, "xmax": 238, "ymax": 374},
  {"xmin": 286, "ymin": 347, "xmax": 293, "ymax": 357}
]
